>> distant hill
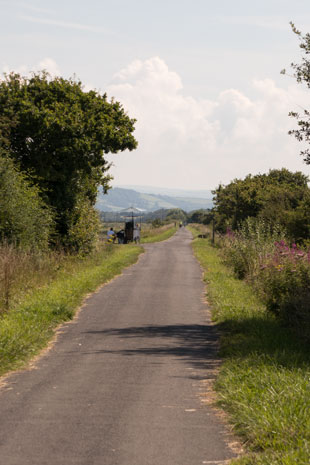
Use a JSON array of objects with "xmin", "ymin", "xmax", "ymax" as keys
[
  {"xmin": 96, "ymin": 187, "xmax": 213, "ymax": 212},
  {"xmin": 116, "ymin": 185, "xmax": 213, "ymax": 199}
]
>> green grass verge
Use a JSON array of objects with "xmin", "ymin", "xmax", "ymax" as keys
[
  {"xmin": 189, "ymin": 227, "xmax": 310, "ymax": 465},
  {"xmin": 140, "ymin": 225, "xmax": 177, "ymax": 243},
  {"xmin": 0, "ymin": 244, "xmax": 142, "ymax": 377}
]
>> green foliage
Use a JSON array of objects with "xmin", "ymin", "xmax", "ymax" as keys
[
  {"xmin": 222, "ymin": 218, "xmax": 286, "ymax": 280},
  {"xmin": 221, "ymin": 218, "xmax": 310, "ymax": 337},
  {"xmin": 191, "ymin": 232, "xmax": 310, "ymax": 465},
  {"xmin": 283, "ymin": 23, "xmax": 310, "ymax": 164},
  {"xmin": 151, "ymin": 218, "xmax": 164, "ymax": 228},
  {"xmin": 0, "ymin": 114, "xmax": 16, "ymax": 149},
  {"xmin": 187, "ymin": 209, "xmax": 212, "ymax": 224},
  {"xmin": 165, "ymin": 208, "xmax": 187, "ymax": 222},
  {"xmin": 0, "ymin": 72, "xmax": 138, "ymax": 249},
  {"xmin": 255, "ymin": 242, "xmax": 310, "ymax": 335},
  {"xmin": 64, "ymin": 196, "xmax": 100, "ymax": 255},
  {"xmin": 0, "ymin": 153, "xmax": 53, "ymax": 249},
  {"xmin": 213, "ymin": 168, "xmax": 310, "ymax": 240}
]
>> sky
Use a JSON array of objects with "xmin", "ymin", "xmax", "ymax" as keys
[{"xmin": 1, "ymin": 0, "xmax": 310, "ymax": 191}]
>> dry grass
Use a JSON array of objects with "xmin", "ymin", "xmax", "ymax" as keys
[
  {"xmin": 140, "ymin": 223, "xmax": 177, "ymax": 243},
  {"xmin": 0, "ymin": 243, "xmax": 64, "ymax": 313}
]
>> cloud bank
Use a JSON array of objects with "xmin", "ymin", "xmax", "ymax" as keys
[
  {"xmin": 2, "ymin": 56, "xmax": 309, "ymax": 190},
  {"xmin": 107, "ymin": 56, "xmax": 309, "ymax": 189}
]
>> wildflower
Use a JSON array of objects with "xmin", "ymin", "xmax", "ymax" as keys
[{"xmin": 226, "ymin": 228, "xmax": 235, "ymax": 239}]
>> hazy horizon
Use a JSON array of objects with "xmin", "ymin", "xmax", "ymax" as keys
[{"xmin": 115, "ymin": 184, "xmax": 213, "ymax": 199}]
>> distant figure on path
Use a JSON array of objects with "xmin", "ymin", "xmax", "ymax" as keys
[
  {"xmin": 107, "ymin": 227, "xmax": 116, "ymax": 243},
  {"xmin": 133, "ymin": 225, "xmax": 140, "ymax": 243},
  {"xmin": 116, "ymin": 229, "xmax": 125, "ymax": 244}
]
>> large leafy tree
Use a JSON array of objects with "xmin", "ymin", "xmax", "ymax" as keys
[
  {"xmin": 283, "ymin": 23, "xmax": 310, "ymax": 163},
  {"xmin": 213, "ymin": 169, "xmax": 309, "ymax": 239},
  {"xmin": 0, "ymin": 72, "xmax": 138, "ymax": 245}
]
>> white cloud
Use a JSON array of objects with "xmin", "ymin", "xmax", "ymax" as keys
[
  {"xmin": 1, "ymin": 55, "xmax": 308, "ymax": 190},
  {"xmin": 36, "ymin": 58, "xmax": 61, "ymax": 77},
  {"xmin": 2, "ymin": 57, "xmax": 61, "ymax": 77},
  {"xmin": 106, "ymin": 56, "xmax": 309, "ymax": 190}
]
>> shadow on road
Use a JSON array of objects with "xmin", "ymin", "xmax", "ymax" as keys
[{"xmin": 83, "ymin": 324, "xmax": 220, "ymax": 378}]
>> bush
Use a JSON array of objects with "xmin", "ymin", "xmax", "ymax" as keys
[
  {"xmin": 221, "ymin": 219, "xmax": 310, "ymax": 337},
  {"xmin": 151, "ymin": 219, "xmax": 164, "ymax": 228},
  {"xmin": 256, "ymin": 241, "xmax": 310, "ymax": 334},
  {"xmin": 0, "ymin": 154, "xmax": 54, "ymax": 249},
  {"xmin": 64, "ymin": 196, "xmax": 100, "ymax": 254},
  {"xmin": 222, "ymin": 218, "xmax": 285, "ymax": 280}
]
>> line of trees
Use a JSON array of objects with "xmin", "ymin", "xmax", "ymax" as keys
[
  {"xmin": 0, "ymin": 72, "xmax": 137, "ymax": 252},
  {"xmin": 212, "ymin": 168, "xmax": 310, "ymax": 243}
]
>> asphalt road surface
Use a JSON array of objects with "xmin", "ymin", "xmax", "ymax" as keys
[{"xmin": 0, "ymin": 228, "xmax": 237, "ymax": 465}]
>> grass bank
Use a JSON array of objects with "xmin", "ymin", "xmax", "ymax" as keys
[
  {"xmin": 189, "ymin": 226, "xmax": 310, "ymax": 465},
  {"xmin": 0, "ymin": 243, "xmax": 142, "ymax": 377},
  {"xmin": 140, "ymin": 224, "xmax": 177, "ymax": 243}
]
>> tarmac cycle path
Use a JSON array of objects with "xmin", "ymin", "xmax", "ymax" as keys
[{"xmin": 0, "ymin": 228, "xmax": 237, "ymax": 465}]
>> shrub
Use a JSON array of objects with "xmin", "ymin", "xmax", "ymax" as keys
[
  {"xmin": 222, "ymin": 220, "xmax": 310, "ymax": 337},
  {"xmin": 64, "ymin": 196, "xmax": 100, "ymax": 255},
  {"xmin": 0, "ymin": 154, "xmax": 54, "ymax": 249},
  {"xmin": 256, "ymin": 241, "xmax": 310, "ymax": 334},
  {"xmin": 222, "ymin": 218, "xmax": 285, "ymax": 280},
  {"xmin": 151, "ymin": 219, "xmax": 164, "ymax": 228}
]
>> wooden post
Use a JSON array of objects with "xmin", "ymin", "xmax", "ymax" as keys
[{"xmin": 212, "ymin": 217, "xmax": 215, "ymax": 245}]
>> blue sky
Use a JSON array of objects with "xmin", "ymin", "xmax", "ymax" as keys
[{"xmin": 1, "ymin": 0, "xmax": 310, "ymax": 190}]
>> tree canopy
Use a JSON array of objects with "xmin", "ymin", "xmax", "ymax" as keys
[
  {"xmin": 283, "ymin": 23, "xmax": 310, "ymax": 163},
  {"xmin": 0, "ymin": 72, "xmax": 138, "ymax": 248},
  {"xmin": 213, "ymin": 168, "xmax": 310, "ymax": 241}
]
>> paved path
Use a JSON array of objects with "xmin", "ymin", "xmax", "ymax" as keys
[{"xmin": 0, "ymin": 228, "xmax": 236, "ymax": 465}]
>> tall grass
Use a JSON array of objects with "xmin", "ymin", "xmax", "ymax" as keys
[
  {"xmin": 189, "ymin": 226, "xmax": 310, "ymax": 465},
  {"xmin": 0, "ymin": 243, "xmax": 64, "ymax": 313},
  {"xmin": 140, "ymin": 223, "xmax": 177, "ymax": 243},
  {"xmin": 221, "ymin": 218, "xmax": 285, "ymax": 280},
  {"xmin": 220, "ymin": 218, "xmax": 310, "ymax": 337}
]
